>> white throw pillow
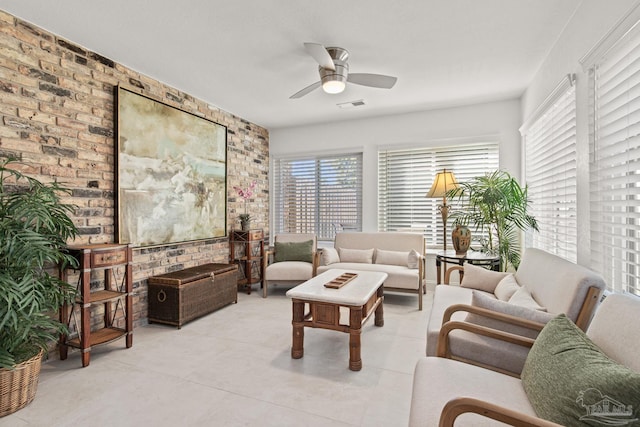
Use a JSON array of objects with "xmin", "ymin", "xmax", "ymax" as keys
[
  {"xmin": 407, "ymin": 249, "xmax": 421, "ymax": 269},
  {"xmin": 494, "ymin": 274, "xmax": 521, "ymax": 301},
  {"xmin": 509, "ymin": 287, "xmax": 547, "ymax": 311},
  {"xmin": 460, "ymin": 263, "xmax": 509, "ymax": 293},
  {"xmin": 375, "ymin": 249, "xmax": 410, "ymax": 266},
  {"xmin": 320, "ymin": 247, "xmax": 340, "ymax": 265},
  {"xmin": 338, "ymin": 247, "xmax": 374, "ymax": 263},
  {"xmin": 465, "ymin": 290, "xmax": 555, "ymax": 339}
]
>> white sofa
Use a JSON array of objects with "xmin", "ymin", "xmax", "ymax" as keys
[
  {"xmin": 410, "ymin": 292, "xmax": 640, "ymax": 426},
  {"xmin": 426, "ymin": 248, "xmax": 606, "ymax": 375},
  {"xmin": 317, "ymin": 232, "xmax": 426, "ymax": 309}
]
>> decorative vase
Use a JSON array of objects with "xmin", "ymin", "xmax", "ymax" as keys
[
  {"xmin": 452, "ymin": 224, "xmax": 472, "ymax": 255},
  {"xmin": 241, "ymin": 219, "xmax": 250, "ymax": 231}
]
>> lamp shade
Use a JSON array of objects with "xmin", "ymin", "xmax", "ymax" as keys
[{"xmin": 426, "ymin": 169, "xmax": 459, "ymax": 198}]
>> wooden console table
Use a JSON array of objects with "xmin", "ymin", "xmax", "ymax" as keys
[
  {"xmin": 229, "ymin": 229, "xmax": 264, "ymax": 294},
  {"xmin": 59, "ymin": 244, "xmax": 133, "ymax": 367}
]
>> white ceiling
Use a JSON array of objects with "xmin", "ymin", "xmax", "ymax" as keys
[{"xmin": 0, "ymin": 0, "xmax": 581, "ymax": 129}]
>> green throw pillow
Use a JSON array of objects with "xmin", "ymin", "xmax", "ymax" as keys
[
  {"xmin": 521, "ymin": 314, "xmax": 640, "ymax": 426},
  {"xmin": 274, "ymin": 240, "xmax": 313, "ymax": 263}
]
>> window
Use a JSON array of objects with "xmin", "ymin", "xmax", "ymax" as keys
[
  {"xmin": 273, "ymin": 152, "xmax": 362, "ymax": 240},
  {"xmin": 588, "ymin": 19, "xmax": 640, "ymax": 295},
  {"xmin": 522, "ymin": 80, "xmax": 577, "ymax": 262},
  {"xmin": 378, "ymin": 142, "xmax": 499, "ymax": 248}
]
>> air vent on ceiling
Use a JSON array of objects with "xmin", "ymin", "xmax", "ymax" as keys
[{"xmin": 337, "ymin": 99, "xmax": 366, "ymax": 109}]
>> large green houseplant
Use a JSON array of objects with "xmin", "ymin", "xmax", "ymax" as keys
[
  {"xmin": 0, "ymin": 158, "xmax": 78, "ymax": 415},
  {"xmin": 448, "ymin": 170, "xmax": 538, "ymax": 271}
]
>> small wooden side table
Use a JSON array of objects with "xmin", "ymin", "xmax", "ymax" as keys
[{"xmin": 435, "ymin": 250, "xmax": 500, "ymax": 284}]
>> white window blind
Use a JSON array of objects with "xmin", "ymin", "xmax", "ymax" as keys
[
  {"xmin": 589, "ymin": 19, "xmax": 640, "ymax": 296},
  {"xmin": 523, "ymin": 84, "xmax": 577, "ymax": 262},
  {"xmin": 273, "ymin": 152, "xmax": 362, "ymax": 240},
  {"xmin": 378, "ymin": 142, "xmax": 499, "ymax": 248}
]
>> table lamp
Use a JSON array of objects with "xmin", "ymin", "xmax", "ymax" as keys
[{"xmin": 426, "ymin": 169, "xmax": 459, "ymax": 251}]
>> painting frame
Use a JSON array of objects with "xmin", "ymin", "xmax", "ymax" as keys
[{"xmin": 115, "ymin": 85, "xmax": 227, "ymax": 247}]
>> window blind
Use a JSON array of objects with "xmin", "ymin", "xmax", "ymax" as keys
[
  {"xmin": 523, "ymin": 84, "xmax": 577, "ymax": 262},
  {"xmin": 273, "ymin": 152, "xmax": 362, "ymax": 240},
  {"xmin": 378, "ymin": 142, "xmax": 499, "ymax": 248},
  {"xmin": 589, "ymin": 19, "xmax": 640, "ymax": 295}
]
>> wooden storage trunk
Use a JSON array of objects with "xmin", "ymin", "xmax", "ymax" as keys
[{"xmin": 148, "ymin": 263, "xmax": 237, "ymax": 328}]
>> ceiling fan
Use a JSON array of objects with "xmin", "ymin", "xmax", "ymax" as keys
[{"xmin": 290, "ymin": 42, "xmax": 398, "ymax": 99}]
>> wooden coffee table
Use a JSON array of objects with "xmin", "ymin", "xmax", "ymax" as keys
[{"xmin": 286, "ymin": 269, "xmax": 387, "ymax": 371}]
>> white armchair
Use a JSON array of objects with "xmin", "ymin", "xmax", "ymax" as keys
[
  {"xmin": 262, "ymin": 233, "xmax": 318, "ymax": 298},
  {"xmin": 410, "ymin": 292, "xmax": 640, "ymax": 426}
]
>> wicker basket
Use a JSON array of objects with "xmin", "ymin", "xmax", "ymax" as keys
[{"xmin": 0, "ymin": 349, "xmax": 43, "ymax": 417}]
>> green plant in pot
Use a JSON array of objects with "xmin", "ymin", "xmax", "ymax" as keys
[
  {"xmin": 448, "ymin": 170, "xmax": 538, "ymax": 271},
  {"xmin": 0, "ymin": 158, "xmax": 78, "ymax": 416}
]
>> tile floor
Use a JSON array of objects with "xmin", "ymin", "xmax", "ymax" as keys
[{"xmin": 1, "ymin": 287, "xmax": 432, "ymax": 427}]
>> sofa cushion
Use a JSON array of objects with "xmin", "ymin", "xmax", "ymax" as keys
[
  {"xmin": 428, "ymin": 286, "xmax": 535, "ymax": 374},
  {"xmin": 494, "ymin": 274, "xmax": 520, "ymax": 301},
  {"xmin": 465, "ymin": 291, "xmax": 555, "ymax": 339},
  {"xmin": 426, "ymin": 285, "xmax": 475, "ymax": 356},
  {"xmin": 515, "ymin": 248, "xmax": 605, "ymax": 320},
  {"xmin": 521, "ymin": 314, "xmax": 640, "ymax": 426},
  {"xmin": 274, "ymin": 240, "xmax": 313, "ymax": 263},
  {"xmin": 338, "ymin": 247, "xmax": 374, "ymax": 263},
  {"xmin": 407, "ymin": 249, "xmax": 420, "ymax": 269},
  {"xmin": 461, "ymin": 263, "xmax": 509, "ymax": 293},
  {"xmin": 508, "ymin": 287, "xmax": 546, "ymax": 311},
  {"xmin": 317, "ymin": 262, "xmax": 419, "ymax": 290},
  {"xmin": 320, "ymin": 247, "xmax": 340, "ymax": 265},
  {"xmin": 375, "ymin": 249, "xmax": 409, "ymax": 267},
  {"xmin": 409, "ymin": 357, "xmax": 537, "ymax": 426}
]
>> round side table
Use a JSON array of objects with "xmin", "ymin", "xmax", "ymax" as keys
[{"xmin": 435, "ymin": 250, "xmax": 500, "ymax": 284}]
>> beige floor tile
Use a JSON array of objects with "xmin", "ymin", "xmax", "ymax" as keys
[{"xmin": 0, "ymin": 288, "xmax": 431, "ymax": 427}]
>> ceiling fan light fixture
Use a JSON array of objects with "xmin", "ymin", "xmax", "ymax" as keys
[{"xmin": 322, "ymin": 79, "xmax": 346, "ymax": 94}]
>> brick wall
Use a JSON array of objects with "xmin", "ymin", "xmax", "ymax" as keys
[{"xmin": 0, "ymin": 11, "xmax": 269, "ymax": 326}]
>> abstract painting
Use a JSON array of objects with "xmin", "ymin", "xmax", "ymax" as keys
[{"xmin": 116, "ymin": 86, "xmax": 227, "ymax": 246}]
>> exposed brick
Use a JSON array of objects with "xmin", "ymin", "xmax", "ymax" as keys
[
  {"xmin": 0, "ymin": 10, "xmax": 268, "ymax": 328},
  {"xmin": 57, "ymin": 38, "xmax": 86, "ymax": 56},
  {"xmin": 42, "ymin": 145, "xmax": 77, "ymax": 158},
  {"xmin": 39, "ymin": 82, "xmax": 71, "ymax": 97},
  {"xmin": 77, "ymin": 226, "xmax": 101, "ymax": 235},
  {"xmin": 88, "ymin": 52, "xmax": 114, "ymax": 68}
]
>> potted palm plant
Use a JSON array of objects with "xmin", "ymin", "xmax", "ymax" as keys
[
  {"xmin": 448, "ymin": 170, "xmax": 538, "ymax": 271},
  {"xmin": 0, "ymin": 158, "xmax": 78, "ymax": 416}
]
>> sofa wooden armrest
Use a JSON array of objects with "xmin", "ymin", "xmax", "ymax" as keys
[
  {"xmin": 437, "ymin": 304, "xmax": 546, "ymax": 377},
  {"xmin": 442, "ymin": 303, "xmax": 546, "ymax": 331},
  {"xmin": 443, "ymin": 265, "xmax": 463, "ymax": 285},
  {"xmin": 439, "ymin": 397, "xmax": 563, "ymax": 427}
]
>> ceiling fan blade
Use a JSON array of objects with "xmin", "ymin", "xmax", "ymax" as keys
[
  {"xmin": 347, "ymin": 73, "xmax": 397, "ymax": 89},
  {"xmin": 304, "ymin": 42, "xmax": 335, "ymax": 71},
  {"xmin": 290, "ymin": 81, "xmax": 322, "ymax": 99}
]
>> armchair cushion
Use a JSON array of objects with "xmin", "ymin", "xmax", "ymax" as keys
[
  {"xmin": 274, "ymin": 240, "xmax": 313, "ymax": 263},
  {"xmin": 494, "ymin": 274, "xmax": 520, "ymax": 301},
  {"xmin": 460, "ymin": 263, "xmax": 509, "ymax": 293},
  {"xmin": 465, "ymin": 291, "xmax": 555, "ymax": 339},
  {"xmin": 521, "ymin": 314, "xmax": 640, "ymax": 426}
]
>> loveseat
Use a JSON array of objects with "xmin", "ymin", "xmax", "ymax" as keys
[
  {"xmin": 426, "ymin": 248, "xmax": 606, "ymax": 375},
  {"xmin": 316, "ymin": 232, "xmax": 426, "ymax": 309}
]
